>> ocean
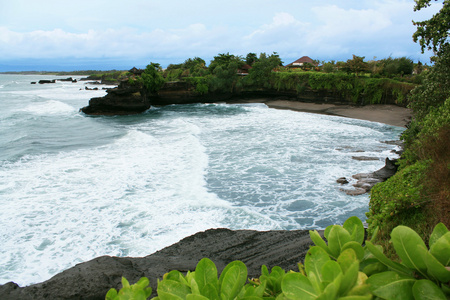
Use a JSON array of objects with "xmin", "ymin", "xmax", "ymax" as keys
[{"xmin": 0, "ymin": 74, "xmax": 404, "ymax": 286}]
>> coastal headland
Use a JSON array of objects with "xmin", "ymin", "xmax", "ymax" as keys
[{"xmin": 80, "ymin": 79, "xmax": 412, "ymax": 128}]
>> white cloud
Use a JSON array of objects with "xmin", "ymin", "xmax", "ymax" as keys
[
  {"xmin": 0, "ymin": 0, "xmax": 440, "ymax": 70},
  {"xmin": 0, "ymin": 25, "xmax": 233, "ymax": 61}
]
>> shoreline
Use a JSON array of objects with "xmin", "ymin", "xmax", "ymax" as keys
[{"xmin": 227, "ymin": 99, "xmax": 412, "ymax": 128}]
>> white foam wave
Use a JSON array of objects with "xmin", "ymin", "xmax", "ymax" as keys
[
  {"xmin": 0, "ymin": 128, "xmax": 237, "ymax": 285},
  {"xmin": 18, "ymin": 100, "xmax": 76, "ymax": 116},
  {"xmin": 0, "ymin": 101, "xmax": 404, "ymax": 286}
]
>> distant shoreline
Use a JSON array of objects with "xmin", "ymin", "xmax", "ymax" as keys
[{"xmin": 227, "ymin": 99, "xmax": 412, "ymax": 127}]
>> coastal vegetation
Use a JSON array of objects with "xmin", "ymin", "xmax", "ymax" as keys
[
  {"xmin": 107, "ymin": 217, "xmax": 450, "ymax": 299},
  {"xmin": 366, "ymin": 0, "xmax": 450, "ymax": 254}
]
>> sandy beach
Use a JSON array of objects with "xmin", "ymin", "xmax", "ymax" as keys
[{"xmin": 231, "ymin": 99, "xmax": 412, "ymax": 128}]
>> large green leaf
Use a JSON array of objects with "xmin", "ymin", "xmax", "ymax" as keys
[
  {"xmin": 219, "ymin": 263, "xmax": 247, "ymax": 300},
  {"xmin": 417, "ymin": 245, "xmax": 450, "ymax": 282},
  {"xmin": 362, "ymin": 262, "xmax": 387, "ymax": 277},
  {"xmin": 165, "ymin": 270, "xmax": 188, "ymax": 285},
  {"xmin": 105, "ymin": 288, "xmax": 118, "ymax": 300},
  {"xmin": 328, "ymin": 226, "xmax": 352, "ymax": 259},
  {"xmin": 201, "ymin": 283, "xmax": 219, "ymax": 300},
  {"xmin": 342, "ymin": 242, "xmax": 364, "ymax": 261},
  {"xmin": 321, "ymin": 260, "xmax": 342, "ymax": 285},
  {"xmin": 391, "ymin": 225, "xmax": 427, "ymax": 274},
  {"xmin": 157, "ymin": 291, "xmax": 183, "ymax": 300},
  {"xmin": 309, "ymin": 230, "xmax": 332, "ymax": 256},
  {"xmin": 316, "ymin": 281, "xmax": 338, "ymax": 300},
  {"xmin": 365, "ymin": 241, "xmax": 413, "ymax": 276},
  {"xmin": 343, "ymin": 216, "xmax": 365, "ymax": 244},
  {"xmin": 337, "ymin": 248, "xmax": 357, "ymax": 274},
  {"xmin": 305, "ymin": 246, "xmax": 331, "ymax": 280},
  {"xmin": 158, "ymin": 279, "xmax": 191, "ymax": 300},
  {"xmin": 412, "ymin": 279, "xmax": 447, "ymax": 300},
  {"xmin": 429, "ymin": 223, "xmax": 449, "ymax": 248},
  {"xmin": 261, "ymin": 265, "xmax": 269, "ymax": 277},
  {"xmin": 195, "ymin": 258, "xmax": 218, "ymax": 292},
  {"xmin": 281, "ymin": 273, "xmax": 317, "ymax": 300},
  {"xmin": 430, "ymin": 232, "xmax": 450, "ymax": 267},
  {"xmin": 218, "ymin": 261, "xmax": 247, "ymax": 291},
  {"xmin": 307, "ymin": 272, "xmax": 323, "ymax": 295},
  {"xmin": 338, "ymin": 261, "xmax": 359, "ymax": 296},
  {"xmin": 366, "ymin": 271, "xmax": 415, "ymax": 300},
  {"xmin": 324, "ymin": 225, "xmax": 334, "ymax": 240}
]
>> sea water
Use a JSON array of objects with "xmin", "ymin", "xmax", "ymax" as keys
[{"xmin": 0, "ymin": 74, "xmax": 404, "ymax": 286}]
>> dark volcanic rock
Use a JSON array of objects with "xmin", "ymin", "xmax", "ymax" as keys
[
  {"xmin": 58, "ymin": 77, "xmax": 74, "ymax": 82},
  {"xmin": 38, "ymin": 80, "xmax": 56, "ymax": 84},
  {"xmin": 336, "ymin": 177, "xmax": 349, "ymax": 184},
  {"xmin": 80, "ymin": 81, "xmax": 149, "ymax": 115},
  {"xmin": 351, "ymin": 156, "xmax": 380, "ymax": 161},
  {"xmin": 0, "ymin": 228, "xmax": 316, "ymax": 300},
  {"xmin": 342, "ymin": 157, "xmax": 399, "ymax": 195}
]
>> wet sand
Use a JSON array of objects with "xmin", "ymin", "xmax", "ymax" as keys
[{"xmin": 231, "ymin": 99, "xmax": 412, "ymax": 127}]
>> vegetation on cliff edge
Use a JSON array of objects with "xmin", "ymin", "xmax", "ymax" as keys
[{"xmin": 366, "ymin": 0, "xmax": 450, "ymax": 254}]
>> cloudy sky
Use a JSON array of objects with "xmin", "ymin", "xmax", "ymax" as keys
[{"xmin": 0, "ymin": 0, "xmax": 442, "ymax": 71}]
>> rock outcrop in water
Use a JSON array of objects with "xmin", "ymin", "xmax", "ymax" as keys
[
  {"xmin": 0, "ymin": 228, "xmax": 317, "ymax": 300},
  {"xmin": 340, "ymin": 157, "xmax": 399, "ymax": 195},
  {"xmin": 80, "ymin": 81, "xmax": 149, "ymax": 115}
]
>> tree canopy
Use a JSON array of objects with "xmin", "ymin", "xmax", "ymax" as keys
[{"xmin": 412, "ymin": 0, "xmax": 450, "ymax": 53}]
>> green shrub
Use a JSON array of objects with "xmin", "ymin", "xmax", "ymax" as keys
[
  {"xmin": 107, "ymin": 217, "xmax": 450, "ymax": 299},
  {"xmin": 106, "ymin": 277, "xmax": 152, "ymax": 300},
  {"xmin": 366, "ymin": 161, "xmax": 430, "ymax": 249}
]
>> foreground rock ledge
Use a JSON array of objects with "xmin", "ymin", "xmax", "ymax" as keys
[{"xmin": 0, "ymin": 228, "xmax": 316, "ymax": 299}]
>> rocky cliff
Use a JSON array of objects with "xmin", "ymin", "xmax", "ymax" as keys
[{"xmin": 80, "ymin": 80, "xmax": 353, "ymax": 115}]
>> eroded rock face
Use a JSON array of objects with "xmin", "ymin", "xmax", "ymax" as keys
[
  {"xmin": 80, "ymin": 81, "xmax": 149, "ymax": 115},
  {"xmin": 0, "ymin": 228, "xmax": 317, "ymax": 300}
]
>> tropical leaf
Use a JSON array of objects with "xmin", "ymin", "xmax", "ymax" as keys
[
  {"xmin": 342, "ymin": 241, "xmax": 364, "ymax": 261},
  {"xmin": 343, "ymin": 216, "xmax": 365, "ymax": 244},
  {"xmin": 328, "ymin": 226, "xmax": 352, "ymax": 258},
  {"xmin": 429, "ymin": 223, "xmax": 449, "ymax": 248},
  {"xmin": 321, "ymin": 260, "xmax": 343, "ymax": 285},
  {"xmin": 157, "ymin": 279, "xmax": 191, "ymax": 300},
  {"xmin": 365, "ymin": 241, "xmax": 413, "ymax": 276},
  {"xmin": 195, "ymin": 258, "xmax": 218, "ymax": 292},
  {"xmin": 417, "ymin": 245, "xmax": 450, "ymax": 282},
  {"xmin": 219, "ymin": 264, "xmax": 247, "ymax": 300},
  {"xmin": 412, "ymin": 279, "xmax": 447, "ymax": 300},
  {"xmin": 309, "ymin": 230, "xmax": 332, "ymax": 256},
  {"xmin": 430, "ymin": 232, "xmax": 450, "ymax": 267},
  {"xmin": 338, "ymin": 261, "xmax": 359, "ymax": 296},
  {"xmin": 391, "ymin": 225, "xmax": 427, "ymax": 274},
  {"xmin": 337, "ymin": 248, "xmax": 358, "ymax": 274},
  {"xmin": 281, "ymin": 272, "xmax": 317, "ymax": 300},
  {"xmin": 324, "ymin": 225, "xmax": 333, "ymax": 240},
  {"xmin": 201, "ymin": 283, "xmax": 219, "ymax": 300},
  {"xmin": 316, "ymin": 281, "xmax": 338, "ymax": 300},
  {"xmin": 366, "ymin": 271, "xmax": 415, "ymax": 300},
  {"xmin": 305, "ymin": 246, "xmax": 330, "ymax": 280}
]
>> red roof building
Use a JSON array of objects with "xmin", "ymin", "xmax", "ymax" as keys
[{"xmin": 286, "ymin": 56, "xmax": 315, "ymax": 67}]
